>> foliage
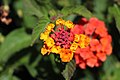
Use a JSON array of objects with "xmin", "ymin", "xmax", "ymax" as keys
[{"xmin": 0, "ymin": 0, "xmax": 120, "ymax": 80}]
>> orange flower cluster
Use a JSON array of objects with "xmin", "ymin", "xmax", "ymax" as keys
[
  {"xmin": 40, "ymin": 18, "xmax": 90, "ymax": 62},
  {"xmin": 73, "ymin": 18, "xmax": 112, "ymax": 69}
]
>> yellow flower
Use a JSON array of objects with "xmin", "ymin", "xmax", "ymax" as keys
[
  {"xmin": 40, "ymin": 33, "xmax": 48, "ymax": 41},
  {"xmin": 74, "ymin": 34, "xmax": 80, "ymax": 42},
  {"xmin": 78, "ymin": 34, "xmax": 90, "ymax": 48},
  {"xmin": 46, "ymin": 23, "xmax": 55, "ymax": 31},
  {"xmin": 45, "ymin": 37, "xmax": 55, "ymax": 48},
  {"xmin": 70, "ymin": 42, "xmax": 78, "ymax": 52},
  {"xmin": 79, "ymin": 41, "xmax": 86, "ymax": 48},
  {"xmin": 65, "ymin": 20, "xmax": 74, "ymax": 29},
  {"xmin": 56, "ymin": 18, "xmax": 65, "ymax": 25},
  {"xmin": 51, "ymin": 46, "xmax": 61, "ymax": 54},
  {"xmin": 41, "ymin": 46, "xmax": 48, "ymax": 55},
  {"xmin": 40, "ymin": 30, "xmax": 51, "ymax": 41}
]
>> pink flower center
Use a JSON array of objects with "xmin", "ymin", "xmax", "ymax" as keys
[{"xmin": 50, "ymin": 27, "xmax": 73, "ymax": 48}]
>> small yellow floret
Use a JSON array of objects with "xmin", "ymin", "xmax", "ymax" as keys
[
  {"xmin": 74, "ymin": 34, "xmax": 80, "ymax": 42},
  {"xmin": 78, "ymin": 34, "xmax": 90, "ymax": 48},
  {"xmin": 41, "ymin": 47, "xmax": 48, "ymax": 55},
  {"xmin": 56, "ymin": 18, "xmax": 65, "ymax": 25},
  {"xmin": 51, "ymin": 46, "xmax": 61, "ymax": 54},
  {"xmin": 45, "ymin": 37, "xmax": 55, "ymax": 48},
  {"xmin": 46, "ymin": 23, "xmax": 55, "ymax": 31},
  {"xmin": 40, "ymin": 30, "xmax": 51, "ymax": 41},
  {"xmin": 70, "ymin": 42, "xmax": 78, "ymax": 52},
  {"xmin": 65, "ymin": 20, "xmax": 74, "ymax": 29},
  {"xmin": 40, "ymin": 33, "xmax": 48, "ymax": 41}
]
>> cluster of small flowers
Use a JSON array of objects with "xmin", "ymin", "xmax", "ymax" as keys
[
  {"xmin": 40, "ymin": 17, "xmax": 112, "ymax": 69},
  {"xmin": 74, "ymin": 18, "xmax": 112, "ymax": 69},
  {"xmin": 40, "ymin": 18, "xmax": 90, "ymax": 62}
]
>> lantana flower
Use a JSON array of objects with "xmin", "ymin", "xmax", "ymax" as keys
[
  {"xmin": 39, "ymin": 17, "xmax": 112, "ymax": 69},
  {"xmin": 40, "ymin": 18, "xmax": 90, "ymax": 62},
  {"xmin": 73, "ymin": 17, "xmax": 112, "ymax": 69}
]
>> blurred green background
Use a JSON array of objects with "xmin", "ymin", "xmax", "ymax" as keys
[{"xmin": 0, "ymin": 0, "xmax": 120, "ymax": 80}]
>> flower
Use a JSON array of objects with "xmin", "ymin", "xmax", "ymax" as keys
[
  {"xmin": 73, "ymin": 17, "xmax": 112, "ymax": 69},
  {"xmin": 40, "ymin": 18, "xmax": 90, "ymax": 62},
  {"xmin": 70, "ymin": 24, "xmax": 84, "ymax": 35},
  {"xmin": 40, "ymin": 30, "xmax": 50, "ymax": 41},
  {"xmin": 56, "ymin": 18, "xmax": 65, "ymax": 25},
  {"xmin": 65, "ymin": 20, "xmax": 74, "ymax": 28},
  {"xmin": 60, "ymin": 48, "xmax": 73, "ymax": 62},
  {"xmin": 45, "ymin": 37, "xmax": 55, "ymax": 48},
  {"xmin": 39, "ymin": 17, "xmax": 112, "ymax": 69},
  {"xmin": 46, "ymin": 23, "xmax": 55, "ymax": 31},
  {"xmin": 0, "ymin": 6, "xmax": 12, "ymax": 25}
]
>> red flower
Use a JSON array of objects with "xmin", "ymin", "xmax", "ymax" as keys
[
  {"xmin": 96, "ymin": 52, "xmax": 106, "ymax": 62},
  {"xmin": 86, "ymin": 56, "xmax": 97, "ymax": 67},
  {"xmin": 100, "ymin": 35, "xmax": 112, "ymax": 55},
  {"xmin": 71, "ymin": 24, "xmax": 84, "ymax": 35},
  {"xmin": 73, "ymin": 17, "xmax": 112, "ymax": 69},
  {"xmin": 75, "ymin": 47, "xmax": 94, "ymax": 60},
  {"xmin": 74, "ymin": 55, "xmax": 86, "ymax": 69},
  {"xmin": 90, "ymin": 39, "xmax": 102, "ymax": 52},
  {"xmin": 84, "ymin": 18, "xmax": 98, "ymax": 36}
]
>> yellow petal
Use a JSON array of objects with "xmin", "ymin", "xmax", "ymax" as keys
[{"xmin": 65, "ymin": 20, "xmax": 74, "ymax": 29}]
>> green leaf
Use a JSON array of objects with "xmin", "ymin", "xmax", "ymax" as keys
[
  {"xmin": 31, "ymin": 16, "xmax": 50, "ymax": 45},
  {"xmin": 94, "ymin": 0, "xmax": 107, "ymax": 13},
  {"xmin": 61, "ymin": 5, "xmax": 94, "ymax": 19},
  {"xmin": 111, "ymin": 63, "xmax": 120, "ymax": 80},
  {"xmin": 0, "ymin": 67, "xmax": 15, "ymax": 80},
  {"xmin": 23, "ymin": 0, "xmax": 43, "ymax": 18},
  {"xmin": 103, "ymin": 55, "xmax": 118, "ymax": 76},
  {"xmin": 57, "ymin": 0, "xmax": 81, "ymax": 7},
  {"xmin": 0, "ymin": 67, "xmax": 20, "ymax": 80},
  {"xmin": 93, "ymin": 0, "xmax": 108, "ymax": 20},
  {"xmin": 101, "ymin": 59, "xmax": 120, "ymax": 80},
  {"xmin": 83, "ymin": 70, "xmax": 94, "ymax": 80},
  {"xmin": 108, "ymin": 4, "xmax": 120, "ymax": 31},
  {"xmin": 62, "ymin": 60, "xmax": 76, "ymax": 80},
  {"xmin": 25, "ymin": 64, "xmax": 38, "ymax": 77},
  {"xmin": 49, "ymin": 54, "xmax": 60, "ymax": 73},
  {"xmin": 23, "ymin": 14, "xmax": 38, "ymax": 28},
  {"xmin": 0, "ymin": 28, "xmax": 31, "ymax": 63},
  {"xmin": 23, "ymin": 0, "xmax": 43, "ymax": 28},
  {"xmin": 23, "ymin": 0, "xmax": 55, "ymax": 28}
]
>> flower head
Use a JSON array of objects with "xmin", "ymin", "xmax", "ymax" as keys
[
  {"xmin": 40, "ymin": 17, "xmax": 112, "ymax": 68},
  {"xmin": 73, "ymin": 17, "xmax": 112, "ymax": 69},
  {"xmin": 40, "ymin": 18, "xmax": 90, "ymax": 62}
]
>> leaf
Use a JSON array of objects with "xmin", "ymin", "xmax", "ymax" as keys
[
  {"xmin": 103, "ymin": 55, "xmax": 118, "ymax": 76},
  {"xmin": 62, "ymin": 60, "xmax": 76, "ymax": 80},
  {"xmin": 0, "ymin": 28, "xmax": 31, "ymax": 63},
  {"xmin": 23, "ymin": 0, "xmax": 43, "ymax": 28},
  {"xmin": 0, "ymin": 67, "xmax": 15, "ymax": 80},
  {"xmin": 57, "ymin": 0, "xmax": 81, "ymax": 7},
  {"xmin": 111, "ymin": 63, "xmax": 120, "ymax": 80},
  {"xmin": 49, "ymin": 54, "xmax": 60, "ymax": 73},
  {"xmin": 31, "ymin": 16, "xmax": 50, "ymax": 45},
  {"xmin": 93, "ymin": 0, "xmax": 108, "ymax": 20},
  {"xmin": 23, "ymin": 0, "xmax": 53, "ymax": 28},
  {"xmin": 83, "ymin": 70, "xmax": 94, "ymax": 80},
  {"xmin": 61, "ymin": 5, "xmax": 94, "ymax": 19},
  {"xmin": 23, "ymin": 0, "xmax": 43, "ymax": 18},
  {"xmin": 108, "ymin": 4, "xmax": 120, "ymax": 31},
  {"xmin": 25, "ymin": 64, "xmax": 38, "ymax": 77},
  {"xmin": 101, "ymin": 59, "xmax": 120, "ymax": 80}
]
